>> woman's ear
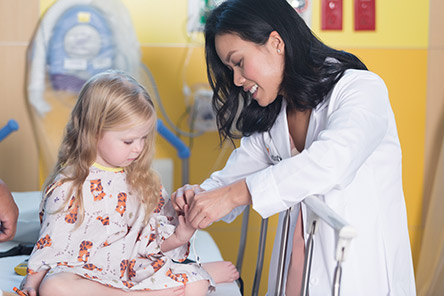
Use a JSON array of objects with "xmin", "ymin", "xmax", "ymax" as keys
[{"xmin": 269, "ymin": 31, "xmax": 285, "ymax": 54}]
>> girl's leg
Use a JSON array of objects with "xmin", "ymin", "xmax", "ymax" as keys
[
  {"xmin": 39, "ymin": 272, "xmax": 184, "ymax": 296},
  {"xmin": 201, "ymin": 261, "xmax": 239, "ymax": 284},
  {"xmin": 184, "ymin": 280, "xmax": 209, "ymax": 296}
]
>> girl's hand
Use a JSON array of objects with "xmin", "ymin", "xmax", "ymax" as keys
[
  {"xmin": 171, "ymin": 184, "xmax": 205, "ymax": 214},
  {"xmin": 161, "ymin": 205, "xmax": 196, "ymax": 253},
  {"xmin": 20, "ymin": 270, "xmax": 48, "ymax": 296},
  {"xmin": 21, "ymin": 286, "xmax": 37, "ymax": 296},
  {"xmin": 175, "ymin": 205, "xmax": 196, "ymax": 244},
  {"xmin": 188, "ymin": 179, "xmax": 252, "ymax": 229}
]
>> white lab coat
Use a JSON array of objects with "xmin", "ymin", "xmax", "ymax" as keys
[{"xmin": 201, "ymin": 69, "xmax": 416, "ymax": 295}]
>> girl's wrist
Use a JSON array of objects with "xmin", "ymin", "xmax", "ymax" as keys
[{"xmin": 176, "ymin": 229, "xmax": 194, "ymax": 245}]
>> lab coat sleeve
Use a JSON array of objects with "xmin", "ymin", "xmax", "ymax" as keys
[
  {"xmin": 201, "ymin": 133, "xmax": 272, "ymax": 222},
  {"xmin": 247, "ymin": 71, "xmax": 390, "ymax": 218}
]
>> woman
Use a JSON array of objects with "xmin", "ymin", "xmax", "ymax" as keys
[{"xmin": 172, "ymin": 0, "xmax": 416, "ymax": 294}]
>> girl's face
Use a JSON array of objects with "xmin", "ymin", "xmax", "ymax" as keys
[
  {"xmin": 95, "ymin": 119, "xmax": 153, "ymax": 168},
  {"xmin": 215, "ymin": 31, "xmax": 285, "ymax": 107}
]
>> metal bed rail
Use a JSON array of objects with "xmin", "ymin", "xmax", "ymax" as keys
[{"xmin": 236, "ymin": 195, "xmax": 356, "ymax": 296}]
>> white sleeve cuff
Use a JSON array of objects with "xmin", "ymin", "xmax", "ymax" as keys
[{"xmin": 246, "ymin": 167, "xmax": 288, "ymax": 218}]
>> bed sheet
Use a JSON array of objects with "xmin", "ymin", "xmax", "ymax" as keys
[{"xmin": 0, "ymin": 191, "xmax": 241, "ymax": 296}]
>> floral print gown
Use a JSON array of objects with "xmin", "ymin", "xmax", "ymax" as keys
[{"xmin": 27, "ymin": 164, "xmax": 213, "ymax": 291}]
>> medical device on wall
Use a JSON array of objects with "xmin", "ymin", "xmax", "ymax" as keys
[
  {"xmin": 27, "ymin": 0, "xmax": 141, "ymax": 116},
  {"xmin": 187, "ymin": 0, "xmax": 312, "ymax": 32},
  {"xmin": 179, "ymin": 0, "xmax": 220, "ymax": 136},
  {"xmin": 47, "ymin": 5, "xmax": 115, "ymax": 93},
  {"xmin": 290, "ymin": 0, "xmax": 312, "ymax": 27}
]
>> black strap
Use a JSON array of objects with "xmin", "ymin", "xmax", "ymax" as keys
[{"xmin": 0, "ymin": 243, "xmax": 34, "ymax": 258}]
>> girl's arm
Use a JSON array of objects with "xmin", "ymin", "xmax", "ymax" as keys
[
  {"xmin": 160, "ymin": 205, "xmax": 195, "ymax": 253},
  {"xmin": 21, "ymin": 270, "xmax": 48, "ymax": 296}
]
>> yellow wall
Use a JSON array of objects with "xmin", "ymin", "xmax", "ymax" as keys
[
  {"xmin": 311, "ymin": 0, "xmax": 429, "ymax": 48},
  {"xmin": 37, "ymin": 0, "xmax": 428, "ymax": 295},
  {"xmin": 0, "ymin": 0, "xmax": 39, "ymax": 191}
]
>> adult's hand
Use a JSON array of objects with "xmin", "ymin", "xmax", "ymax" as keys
[
  {"xmin": 171, "ymin": 184, "xmax": 204, "ymax": 214},
  {"xmin": 0, "ymin": 180, "xmax": 19, "ymax": 242},
  {"xmin": 187, "ymin": 179, "xmax": 252, "ymax": 229}
]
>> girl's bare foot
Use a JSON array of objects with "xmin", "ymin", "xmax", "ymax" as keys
[{"xmin": 202, "ymin": 261, "xmax": 239, "ymax": 284}]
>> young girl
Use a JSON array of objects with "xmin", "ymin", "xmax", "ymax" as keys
[{"xmin": 22, "ymin": 70, "xmax": 238, "ymax": 296}]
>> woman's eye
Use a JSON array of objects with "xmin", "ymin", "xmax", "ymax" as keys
[
  {"xmin": 234, "ymin": 59, "xmax": 244, "ymax": 67},
  {"xmin": 124, "ymin": 140, "xmax": 133, "ymax": 145}
]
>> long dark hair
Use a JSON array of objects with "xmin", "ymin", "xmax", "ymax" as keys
[{"xmin": 205, "ymin": 0, "xmax": 367, "ymax": 142}]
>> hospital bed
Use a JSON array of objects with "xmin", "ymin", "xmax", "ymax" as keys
[{"xmin": 0, "ymin": 191, "xmax": 241, "ymax": 296}]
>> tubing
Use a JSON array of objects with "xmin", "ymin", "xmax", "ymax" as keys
[{"xmin": 156, "ymin": 119, "xmax": 190, "ymax": 159}]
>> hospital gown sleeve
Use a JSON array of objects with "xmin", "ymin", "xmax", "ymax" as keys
[
  {"xmin": 27, "ymin": 181, "xmax": 78, "ymax": 274},
  {"xmin": 139, "ymin": 189, "xmax": 190, "ymax": 262}
]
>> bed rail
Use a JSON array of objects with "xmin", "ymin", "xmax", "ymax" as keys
[
  {"xmin": 156, "ymin": 119, "xmax": 190, "ymax": 185},
  {"xmin": 299, "ymin": 195, "xmax": 357, "ymax": 296},
  {"xmin": 0, "ymin": 119, "xmax": 19, "ymax": 142},
  {"xmin": 236, "ymin": 195, "xmax": 356, "ymax": 296}
]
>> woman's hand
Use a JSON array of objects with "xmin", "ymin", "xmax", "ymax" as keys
[
  {"xmin": 188, "ymin": 179, "xmax": 252, "ymax": 229},
  {"xmin": 171, "ymin": 184, "xmax": 205, "ymax": 214}
]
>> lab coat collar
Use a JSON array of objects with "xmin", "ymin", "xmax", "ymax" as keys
[
  {"xmin": 315, "ymin": 95, "xmax": 329, "ymax": 112},
  {"xmin": 268, "ymin": 100, "xmax": 291, "ymax": 160}
]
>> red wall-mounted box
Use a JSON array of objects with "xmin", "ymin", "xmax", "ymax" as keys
[
  {"xmin": 354, "ymin": 0, "xmax": 375, "ymax": 31},
  {"xmin": 321, "ymin": 0, "xmax": 343, "ymax": 30}
]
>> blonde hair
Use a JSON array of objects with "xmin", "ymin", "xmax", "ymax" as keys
[{"xmin": 44, "ymin": 70, "xmax": 160, "ymax": 225}]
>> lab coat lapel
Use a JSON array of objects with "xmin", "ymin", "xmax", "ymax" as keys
[
  {"xmin": 268, "ymin": 100, "xmax": 291, "ymax": 160},
  {"xmin": 305, "ymin": 96, "xmax": 329, "ymax": 148}
]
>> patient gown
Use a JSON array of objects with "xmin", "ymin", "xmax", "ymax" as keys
[{"xmin": 27, "ymin": 164, "xmax": 213, "ymax": 291}]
